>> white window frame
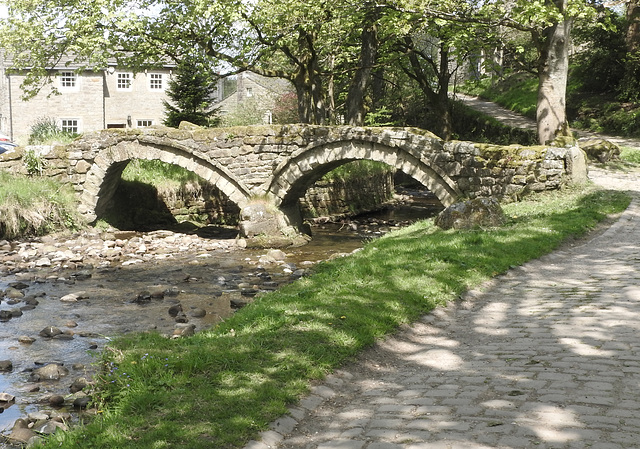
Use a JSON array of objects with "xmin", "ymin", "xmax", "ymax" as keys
[
  {"xmin": 246, "ymin": 87, "xmax": 253, "ymax": 97},
  {"xmin": 59, "ymin": 71, "xmax": 78, "ymax": 90},
  {"xmin": 117, "ymin": 72, "xmax": 133, "ymax": 91},
  {"xmin": 60, "ymin": 118, "xmax": 80, "ymax": 134},
  {"xmin": 136, "ymin": 119, "xmax": 154, "ymax": 128},
  {"xmin": 148, "ymin": 73, "xmax": 164, "ymax": 90}
]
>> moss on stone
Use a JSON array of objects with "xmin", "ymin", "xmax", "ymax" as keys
[{"xmin": 474, "ymin": 144, "xmax": 548, "ymax": 168}]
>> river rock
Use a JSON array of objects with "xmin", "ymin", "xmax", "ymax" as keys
[
  {"xmin": 189, "ymin": 307, "xmax": 207, "ymax": 318},
  {"xmin": 8, "ymin": 281, "xmax": 29, "ymax": 290},
  {"xmin": 35, "ymin": 257, "xmax": 52, "ymax": 267},
  {"xmin": 39, "ymin": 326, "xmax": 63, "ymax": 338},
  {"xmin": 164, "ymin": 286, "xmax": 181, "ymax": 297},
  {"xmin": 168, "ymin": 303, "xmax": 183, "ymax": 317},
  {"xmin": 32, "ymin": 419, "xmax": 66, "ymax": 435},
  {"xmin": 70, "ymin": 270, "xmax": 92, "ymax": 280},
  {"xmin": 173, "ymin": 323, "xmax": 196, "ymax": 338},
  {"xmin": 434, "ymin": 197, "xmax": 506, "ymax": 230},
  {"xmin": 0, "ymin": 310, "xmax": 12, "ymax": 320},
  {"xmin": 46, "ymin": 395, "xmax": 66, "ymax": 407},
  {"xmin": 0, "ymin": 392, "xmax": 15, "ymax": 402},
  {"xmin": 32, "ymin": 364, "xmax": 69, "ymax": 381},
  {"xmin": 52, "ymin": 331, "xmax": 74, "ymax": 340},
  {"xmin": 18, "ymin": 336, "xmax": 36, "ymax": 344},
  {"xmin": 241, "ymin": 288, "xmax": 258, "ymax": 297},
  {"xmin": 8, "ymin": 419, "xmax": 36, "ymax": 444},
  {"xmin": 4, "ymin": 287, "xmax": 25, "ymax": 299},
  {"xmin": 0, "ymin": 360, "xmax": 13, "ymax": 372},
  {"xmin": 27, "ymin": 411, "xmax": 50, "ymax": 421},
  {"xmin": 70, "ymin": 377, "xmax": 90, "ymax": 393},
  {"xmin": 148, "ymin": 285, "xmax": 166, "ymax": 299},
  {"xmin": 60, "ymin": 292, "xmax": 86, "ymax": 302},
  {"xmin": 73, "ymin": 395, "xmax": 91, "ymax": 409},
  {"xmin": 134, "ymin": 291, "xmax": 152, "ymax": 302},
  {"xmin": 230, "ymin": 298, "xmax": 253, "ymax": 309},
  {"xmin": 174, "ymin": 312, "xmax": 188, "ymax": 323},
  {"xmin": 24, "ymin": 296, "xmax": 40, "ymax": 306}
]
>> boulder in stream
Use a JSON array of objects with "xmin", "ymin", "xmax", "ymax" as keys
[
  {"xmin": 30, "ymin": 364, "xmax": 69, "ymax": 381},
  {"xmin": 39, "ymin": 326, "xmax": 63, "ymax": 338},
  {"xmin": 434, "ymin": 198, "xmax": 506, "ymax": 230},
  {"xmin": 0, "ymin": 360, "xmax": 13, "ymax": 372}
]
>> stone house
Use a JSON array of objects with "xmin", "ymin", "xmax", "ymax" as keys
[
  {"xmin": 217, "ymin": 71, "xmax": 294, "ymax": 125},
  {"xmin": 0, "ymin": 55, "xmax": 199, "ymax": 142}
]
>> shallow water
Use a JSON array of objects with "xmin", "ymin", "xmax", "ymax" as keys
[{"xmin": 0, "ymin": 193, "xmax": 442, "ymax": 443}]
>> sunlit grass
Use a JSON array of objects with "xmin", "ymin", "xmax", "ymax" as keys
[
  {"xmin": 0, "ymin": 171, "xmax": 83, "ymax": 238},
  {"xmin": 39, "ymin": 182, "xmax": 630, "ymax": 449}
]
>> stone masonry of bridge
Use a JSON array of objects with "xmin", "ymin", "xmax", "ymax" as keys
[{"xmin": 0, "ymin": 124, "xmax": 587, "ymax": 243}]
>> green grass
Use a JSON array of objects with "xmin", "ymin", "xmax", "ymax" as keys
[
  {"xmin": 0, "ymin": 172, "xmax": 83, "ymax": 239},
  {"xmin": 38, "ymin": 182, "xmax": 630, "ymax": 449},
  {"xmin": 621, "ymin": 147, "xmax": 640, "ymax": 165}
]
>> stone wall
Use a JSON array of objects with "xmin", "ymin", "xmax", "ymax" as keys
[
  {"xmin": 0, "ymin": 125, "xmax": 588, "ymax": 238},
  {"xmin": 300, "ymin": 171, "xmax": 394, "ymax": 218},
  {"xmin": 443, "ymin": 142, "xmax": 587, "ymax": 201}
]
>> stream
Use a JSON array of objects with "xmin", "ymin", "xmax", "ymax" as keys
[{"xmin": 0, "ymin": 189, "xmax": 442, "ymax": 446}]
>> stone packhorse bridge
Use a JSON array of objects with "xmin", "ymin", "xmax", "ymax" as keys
[{"xmin": 3, "ymin": 124, "xmax": 587, "ymax": 243}]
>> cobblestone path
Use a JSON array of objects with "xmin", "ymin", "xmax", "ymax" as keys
[{"xmin": 245, "ymin": 167, "xmax": 640, "ymax": 449}]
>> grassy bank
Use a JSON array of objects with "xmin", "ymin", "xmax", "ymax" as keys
[
  {"xmin": 38, "ymin": 183, "xmax": 630, "ymax": 449},
  {"xmin": 460, "ymin": 73, "xmax": 640, "ymax": 138},
  {"xmin": 0, "ymin": 172, "xmax": 83, "ymax": 239}
]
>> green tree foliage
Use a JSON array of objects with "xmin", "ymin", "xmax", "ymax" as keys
[
  {"xmin": 0, "ymin": 0, "xmax": 614, "ymax": 142},
  {"xmin": 163, "ymin": 56, "xmax": 220, "ymax": 128},
  {"xmin": 571, "ymin": 8, "xmax": 626, "ymax": 95}
]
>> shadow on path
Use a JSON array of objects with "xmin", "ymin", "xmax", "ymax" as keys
[{"xmin": 249, "ymin": 171, "xmax": 640, "ymax": 449}]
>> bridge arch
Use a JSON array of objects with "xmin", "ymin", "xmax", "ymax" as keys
[
  {"xmin": 265, "ymin": 139, "xmax": 462, "ymax": 227},
  {"xmin": 79, "ymin": 137, "xmax": 253, "ymax": 222}
]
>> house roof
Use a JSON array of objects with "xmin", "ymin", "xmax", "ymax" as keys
[{"xmin": 1, "ymin": 49, "xmax": 176, "ymax": 71}]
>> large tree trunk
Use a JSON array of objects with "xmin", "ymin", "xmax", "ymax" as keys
[
  {"xmin": 536, "ymin": 12, "xmax": 572, "ymax": 144},
  {"xmin": 402, "ymin": 37, "xmax": 454, "ymax": 140},
  {"xmin": 345, "ymin": 6, "xmax": 379, "ymax": 126},
  {"xmin": 436, "ymin": 43, "xmax": 453, "ymax": 140},
  {"xmin": 627, "ymin": 0, "xmax": 640, "ymax": 52},
  {"xmin": 292, "ymin": 30, "xmax": 326, "ymax": 125},
  {"xmin": 294, "ymin": 72, "xmax": 326, "ymax": 125}
]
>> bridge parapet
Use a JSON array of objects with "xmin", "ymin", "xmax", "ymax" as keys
[{"xmin": 0, "ymin": 124, "xmax": 587, "ymax": 245}]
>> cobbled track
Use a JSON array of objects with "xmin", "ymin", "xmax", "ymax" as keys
[{"xmin": 244, "ymin": 103, "xmax": 640, "ymax": 449}]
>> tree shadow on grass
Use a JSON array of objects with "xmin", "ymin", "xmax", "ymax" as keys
[{"xmin": 66, "ymin": 189, "xmax": 631, "ymax": 449}]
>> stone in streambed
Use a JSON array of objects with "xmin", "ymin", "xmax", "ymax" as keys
[
  {"xmin": 0, "ymin": 360, "xmax": 13, "ymax": 372},
  {"xmin": 39, "ymin": 326, "xmax": 62, "ymax": 338},
  {"xmin": 30, "ymin": 364, "xmax": 69, "ymax": 381},
  {"xmin": 70, "ymin": 377, "xmax": 90, "ymax": 393},
  {"xmin": 189, "ymin": 307, "xmax": 207, "ymax": 318},
  {"xmin": 168, "ymin": 303, "xmax": 183, "ymax": 317},
  {"xmin": 172, "ymin": 323, "xmax": 196, "ymax": 338},
  {"xmin": 0, "ymin": 392, "xmax": 15, "ymax": 403},
  {"xmin": 8, "ymin": 419, "xmax": 36, "ymax": 445},
  {"xmin": 4, "ymin": 287, "xmax": 24, "ymax": 299}
]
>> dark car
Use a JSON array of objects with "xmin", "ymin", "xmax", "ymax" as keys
[{"xmin": 0, "ymin": 132, "xmax": 16, "ymax": 154}]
